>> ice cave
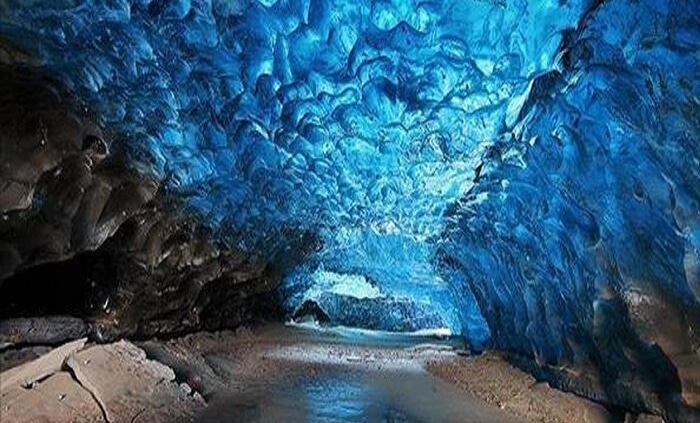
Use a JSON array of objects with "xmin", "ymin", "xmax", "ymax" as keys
[{"xmin": 0, "ymin": 0, "xmax": 699, "ymax": 422}]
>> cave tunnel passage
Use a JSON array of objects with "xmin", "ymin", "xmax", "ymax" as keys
[
  {"xmin": 1, "ymin": 0, "xmax": 700, "ymax": 421},
  {"xmin": 0, "ymin": 0, "xmax": 583, "ymax": 340},
  {"xmin": 279, "ymin": 230, "xmax": 479, "ymax": 338}
]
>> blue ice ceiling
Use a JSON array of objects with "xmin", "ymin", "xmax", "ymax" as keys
[
  {"xmin": 0, "ymin": 0, "xmax": 581, "ymax": 234},
  {"xmin": 1, "ymin": 0, "xmax": 699, "ymax": 356}
]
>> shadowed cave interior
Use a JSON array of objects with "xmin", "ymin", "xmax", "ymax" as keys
[{"xmin": 0, "ymin": 0, "xmax": 699, "ymax": 422}]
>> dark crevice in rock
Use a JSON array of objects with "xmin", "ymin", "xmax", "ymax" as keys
[
  {"xmin": 138, "ymin": 341, "xmax": 221, "ymax": 402},
  {"xmin": 0, "ymin": 191, "xmax": 301, "ymax": 342},
  {"xmin": 293, "ymin": 300, "xmax": 331, "ymax": 324},
  {"xmin": 0, "ymin": 64, "xmax": 307, "ymax": 343},
  {"xmin": 0, "ymin": 345, "xmax": 53, "ymax": 371},
  {"xmin": 0, "ymin": 257, "xmax": 109, "ymax": 319}
]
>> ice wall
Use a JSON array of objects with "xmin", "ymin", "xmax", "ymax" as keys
[{"xmin": 439, "ymin": 0, "xmax": 700, "ymax": 417}]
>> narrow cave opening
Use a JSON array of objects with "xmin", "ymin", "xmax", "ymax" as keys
[
  {"xmin": 278, "ymin": 232, "xmax": 471, "ymax": 338},
  {"xmin": 0, "ymin": 252, "xmax": 112, "ymax": 319}
]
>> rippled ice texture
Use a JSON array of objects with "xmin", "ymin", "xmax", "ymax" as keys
[
  {"xmin": 441, "ymin": 0, "xmax": 700, "ymax": 364},
  {"xmin": 1, "ymin": 0, "xmax": 579, "ymax": 235}
]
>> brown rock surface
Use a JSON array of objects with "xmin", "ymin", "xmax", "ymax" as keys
[
  {"xmin": 0, "ymin": 338, "xmax": 86, "ymax": 392},
  {"xmin": 674, "ymin": 353, "xmax": 700, "ymax": 408},
  {"xmin": 634, "ymin": 413, "xmax": 666, "ymax": 423},
  {"xmin": 1, "ymin": 339, "xmax": 204, "ymax": 423},
  {"xmin": 64, "ymin": 341, "xmax": 205, "ymax": 423},
  {"xmin": 1, "ymin": 372, "xmax": 103, "ymax": 423}
]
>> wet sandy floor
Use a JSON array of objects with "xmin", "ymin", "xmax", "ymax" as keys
[
  {"xmin": 1, "ymin": 323, "xmax": 620, "ymax": 423},
  {"xmin": 195, "ymin": 363, "xmax": 531, "ymax": 422},
  {"xmin": 190, "ymin": 326, "xmax": 528, "ymax": 423},
  {"xmin": 196, "ymin": 368, "xmax": 529, "ymax": 423}
]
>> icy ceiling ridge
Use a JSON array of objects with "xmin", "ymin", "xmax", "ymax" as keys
[
  {"xmin": 0, "ymin": 0, "xmax": 591, "ymax": 337},
  {"xmin": 440, "ymin": 0, "xmax": 700, "ymax": 415},
  {"xmin": 0, "ymin": 0, "xmax": 586, "ymax": 246}
]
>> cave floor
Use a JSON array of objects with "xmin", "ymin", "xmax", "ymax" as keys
[
  {"xmin": 188, "ymin": 325, "xmax": 523, "ymax": 423},
  {"xmin": 0, "ymin": 323, "xmax": 654, "ymax": 423}
]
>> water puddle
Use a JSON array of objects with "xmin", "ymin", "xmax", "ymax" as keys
[
  {"xmin": 194, "ymin": 357, "xmax": 525, "ymax": 423},
  {"xmin": 188, "ymin": 324, "xmax": 527, "ymax": 422}
]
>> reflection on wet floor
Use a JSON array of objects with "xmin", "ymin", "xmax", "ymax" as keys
[
  {"xmin": 187, "ymin": 326, "xmax": 528, "ymax": 423},
  {"xmin": 298, "ymin": 372, "xmax": 413, "ymax": 422},
  {"xmin": 195, "ymin": 365, "xmax": 526, "ymax": 423}
]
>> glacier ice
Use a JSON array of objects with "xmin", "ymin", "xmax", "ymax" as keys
[
  {"xmin": 0, "ymin": 0, "xmax": 586, "ymax": 239},
  {"xmin": 1, "ymin": 0, "xmax": 700, "ymax": 417},
  {"xmin": 1, "ymin": 0, "xmax": 588, "ymax": 337},
  {"xmin": 442, "ymin": 0, "xmax": 700, "ymax": 362}
]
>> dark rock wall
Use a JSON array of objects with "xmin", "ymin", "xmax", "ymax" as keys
[
  {"xmin": 0, "ymin": 66, "xmax": 289, "ymax": 340},
  {"xmin": 0, "ymin": 67, "xmax": 157, "ymax": 280}
]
